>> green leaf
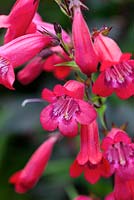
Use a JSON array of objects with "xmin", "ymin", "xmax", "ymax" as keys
[{"xmin": 55, "ymin": 61, "xmax": 80, "ymax": 71}]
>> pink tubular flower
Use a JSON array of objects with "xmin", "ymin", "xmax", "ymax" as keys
[
  {"xmin": 105, "ymin": 175, "xmax": 134, "ymax": 200},
  {"xmin": 17, "ymin": 48, "xmax": 53, "ymax": 85},
  {"xmin": 102, "ymin": 128, "xmax": 134, "ymax": 180},
  {"xmin": 40, "ymin": 80, "xmax": 97, "ymax": 137},
  {"xmin": 0, "ymin": 33, "xmax": 58, "ymax": 89},
  {"xmin": 0, "ymin": 0, "xmax": 39, "ymax": 43},
  {"xmin": 74, "ymin": 195, "xmax": 93, "ymax": 200},
  {"xmin": 70, "ymin": 121, "xmax": 110, "ymax": 183},
  {"xmin": 17, "ymin": 56, "xmax": 44, "ymax": 85},
  {"xmin": 9, "ymin": 134, "xmax": 59, "ymax": 193},
  {"xmin": 93, "ymin": 33, "xmax": 134, "ymax": 99},
  {"xmin": 72, "ymin": 6, "xmax": 98, "ymax": 76}
]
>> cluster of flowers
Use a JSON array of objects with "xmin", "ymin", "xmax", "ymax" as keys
[{"xmin": 0, "ymin": 0, "xmax": 134, "ymax": 199}]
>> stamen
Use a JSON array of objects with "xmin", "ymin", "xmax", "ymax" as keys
[
  {"xmin": 21, "ymin": 98, "xmax": 44, "ymax": 107},
  {"xmin": 105, "ymin": 60, "xmax": 134, "ymax": 88},
  {"xmin": 0, "ymin": 57, "xmax": 9, "ymax": 77},
  {"xmin": 52, "ymin": 96, "xmax": 80, "ymax": 121}
]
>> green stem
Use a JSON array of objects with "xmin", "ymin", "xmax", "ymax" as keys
[{"xmin": 65, "ymin": 185, "xmax": 78, "ymax": 200}]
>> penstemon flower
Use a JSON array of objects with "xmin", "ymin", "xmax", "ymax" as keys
[
  {"xmin": 72, "ymin": 4, "xmax": 98, "ymax": 76},
  {"xmin": 0, "ymin": 0, "xmax": 39, "ymax": 43},
  {"xmin": 0, "ymin": 33, "xmax": 59, "ymax": 89},
  {"xmin": 105, "ymin": 174, "xmax": 134, "ymax": 200},
  {"xmin": 9, "ymin": 134, "xmax": 59, "ymax": 193},
  {"xmin": 70, "ymin": 121, "xmax": 110, "ymax": 183},
  {"xmin": 93, "ymin": 32, "xmax": 134, "ymax": 99},
  {"xmin": 40, "ymin": 80, "xmax": 97, "ymax": 137},
  {"xmin": 102, "ymin": 128, "xmax": 134, "ymax": 180}
]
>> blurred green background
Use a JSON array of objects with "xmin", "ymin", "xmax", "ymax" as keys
[{"xmin": 0, "ymin": 0, "xmax": 134, "ymax": 199}]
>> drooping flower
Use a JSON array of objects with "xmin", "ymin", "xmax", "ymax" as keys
[
  {"xmin": 17, "ymin": 56, "xmax": 44, "ymax": 85},
  {"xmin": 40, "ymin": 80, "xmax": 97, "ymax": 137},
  {"xmin": 102, "ymin": 128, "xmax": 134, "ymax": 180},
  {"xmin": 0, "ymin": 0, "xmax": 39, "ymax": 43},
  {"xmin": 9, "ymin": 134, "xmax": 59, "ymax": 193},
  {"xmin": 93, "ymin": 32, "xmax": 134, "ymax": 99},
  {"xmin": 105, "ymin": 174, "xmax": 134, "ymax": 200},
  {"xmin": 0, "ymin": 33, "xmax": 58, "ymax": 89},
  {"xmin": 17, "ymin": 48, "xmax": 53, "ymax": 85},
  {"xmin": 70, "ymin": 121, "xmax": 110, "ymax": 183},
  {"xmin": 72, "ymin": 6, "xmax": 98, "ymax": 76}
]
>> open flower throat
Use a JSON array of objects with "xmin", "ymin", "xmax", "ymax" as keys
[
  {"xmin": 106, "ymin": 142, "xmax": 134, "ymax": 168},
  {"xmin": 52, "ymin": 95, "xmax": 80, "ymax": 121},
  {"xmin": 105, "ymin": 61, "xmax": 134, "ymax": 88},
  {"xmin": 0, "ymin": 56, "xmax": 9, "ymax": 77}
]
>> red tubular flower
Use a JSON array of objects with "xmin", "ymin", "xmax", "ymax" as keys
[
  {"xmin": 0, "ymin": 0, "xmax": 39, "ymax": 43},
  {"xmin": 40, "ymin": 80, "xmax": 97, "ymax": 137},
  {"xmin": 9, "ymin": 134, "xmax": 59, "ymax": 193},
  {"xmin": 93, "ymin": 33, "xmax": 134, "ymax": 99},
  {"xmin": 70, "ymin": 121, "xmax": 110, "ymax": 183},
  {"xmin": 74, "ymin": 195, "xmax": 93, "ymax": 200},
  {"xmin": 43, "ymin": 46, "xmax": 71, "ymax": 80},
  {"xmin": 0, "ymin": 33, "xmax": 57, "ymax": 89},
  {"xmin": 77, "ymin": 121, "xmax": 102, "ymax": 165},
  {"xmin": 72, "ymin": 7, "xmax": 98, "ymax": 76},
  {"xmin": 105, "ymin": 175, "xmax": 134, "ymax": 200},
  {"xmin": 102, "ymin": 128, "xmax": 134, "ymax": 180}
]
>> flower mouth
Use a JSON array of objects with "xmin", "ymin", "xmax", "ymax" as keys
[
  {"xmin": 106, "ymin": 142, "xmax": 134, "ymax": 168},
  {"xmin": 0, "ymin": 56, "xmax": 9, "ymax": 78},
  {"xmin": 104, "ymin": 61, "xmax": 134, "ymax": 88},
  {"xmin": 52, "ymin": 95, "xmax": 80, "ymax": 121}
]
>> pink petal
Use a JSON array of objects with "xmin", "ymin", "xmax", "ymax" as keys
[
  {"xmin": 87, "ymin": 121, "xmax": 102, "ymax": 164},
  {"xmin": 115, "ymin": 81, "xmax": 134, "ymax": 99},
  {"xmin": 9, "ymin": 170, "xmax": 22, "ymax": 184},
  {"xmin": 43, "ymin": 54, "xmax": 57, "ymax": 71},
  {"xmin": 4, "ymin": 0, "xmax": 39, "ymax": 43},
  {"xmin": 70, "ymin": 160, "xmax": 83, "ymax": 178},
  {"xmin": 84, "ymin": 166, "xmax": 101, "ymax": 184},
  {"xmin": 0, "ymin": 15, "xmax": 9, "ymax": 28},
  {"xmin": 9, "ymin": 135, "xmax": 58, "ymax": 193},
  {"xmin": 59, "ymin": 118, "xmax": 78, "ymax": 137},
  {"xmin": 72, "ymin": 8, "xmax": 98, "ymax": 75},
  {"xmin": 17, "ymin": 57, "xmax": 43, "ymax": 85},
  {"xmin": 41, "ymin": 88, "xmax": 56, "ymax": 103},
  {"xmin": 53, "ymin": 84, "xmax": 67, "ymax": 97},
  {"xmin": 94, "ymin": 33, "xmax": 122, "ymax": 63},
  {"xmin": 40, "ymin": 105, "xmax": 58, "ymax": 131},
  {"xmin": 0, "ymin": 56, "xmax": 15, "ymax": 89},
  {"xmin": 0, "ymin": 33, "xmax": 55, "ymax": 68},
  {"xmin": 77, "ymin": 125, "xmax": 88, "ymax": 165},
  {"xmin": 54, "ymin": 66, "xmax": 71, "ymax": 80},
  {"xmin": 75, "ymin": 100, "xmax": 97, "ymax": 125},
  {"xmin": 92, "ymin": 72, "xmax": 113, "ymax": 97},
  {"xmin": 64, "ymin": 80, "xmax": 85, "ymax": 99}
]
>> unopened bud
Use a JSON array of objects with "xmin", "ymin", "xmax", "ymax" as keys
[{"xmin": 54, "ymin": 23, "xmax": 62, "ymax": 35}]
